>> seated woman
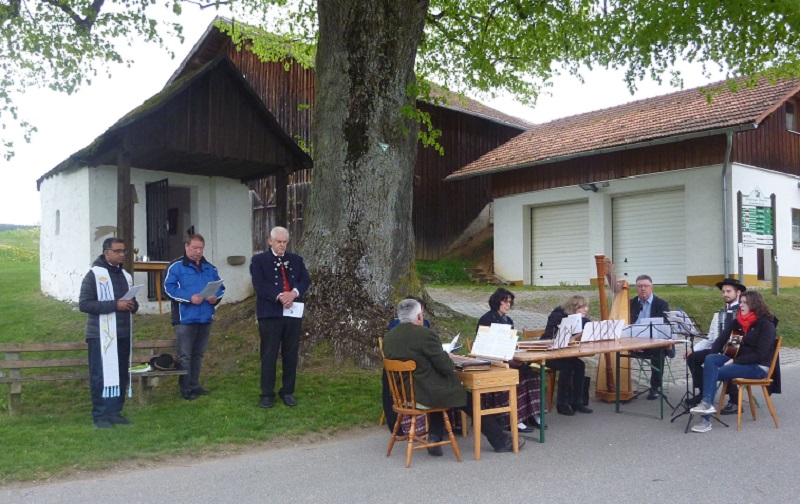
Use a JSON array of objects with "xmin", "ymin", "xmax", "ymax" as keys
[
  {"xmin": 476, "ymin": 288, "xmax": 544, "ymax": 432},
  {"xmin": 541, "ymin": 295, "xmax": 593, "ymax": 415},
  {"xmin": 690, "ymin": 290, "xmax": 778, "ymax": 433}
]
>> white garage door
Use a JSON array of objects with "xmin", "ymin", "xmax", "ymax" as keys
[
  {"xmin": 612, "ymin": 190, "xmax": 686, "ymax": 284},
  {"xmin": 530, "ymin": 202, "xmax": 590, "ymax": 286}
]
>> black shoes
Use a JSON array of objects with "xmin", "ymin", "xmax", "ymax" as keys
[
  {"xmin": 93, "ymin": 420, "xmax": 113, "ymax": 429},
  {"xmin": 720, "ymin": 402, "xmax": 738, "ymax": 415},
  {"xmin": 281, "ymin": 394, "xmax": 297, "ymax": 407},
  {"xmin": 108, "ymin": 414, "xmax": 133, "ymax": 425},
  {"xmin": 572, "ymin": 404, "xmax": 593, "ymax": 414},
  {"xmin": 647, "ymin": 389, "xmax": 660, "ymax": 400},
  {"xmin": 686, "ymin": 395, "xmax": 703, "ymax": 407},
  {"xmin": 260, "ymin": 396, "xmax": 274, "ymax": 409},
  {"xmin": 556, "ymin": 404, "xmax": 575, "ymax": 416},
  {"xmin": 182, "ymin": 390, "xmax": 198, "ymax": 401},
  {"xmin": 193, "ymin": 387, "xmax": 210, "ymax": 396},
  {"xmin": 495, "ymin": 435, "xmax": 525, "ymax": 453},
  {"xmin": 427, "ymin": 435, "xmax": 443, "ymax": 456},
  {"xmin": 260, "ymin": 394, "xmax": 296, "ymax": 408}
]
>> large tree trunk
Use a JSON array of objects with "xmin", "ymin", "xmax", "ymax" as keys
[{"xmin": 299, "ymin": 0, "xmax": 430, "ymax": 367}]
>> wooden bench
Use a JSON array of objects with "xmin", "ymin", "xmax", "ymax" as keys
[{"xmin": 0, "ymin": 339, "xmax": 186, "ymax": 414}]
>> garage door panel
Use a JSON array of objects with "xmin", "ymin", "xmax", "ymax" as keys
[
  {"xmin": 531, "ymin": 202, "xmax": 590, "ymax": 286},
  {"xmin": 612, "ymin": 190, "xmax": 686, "ymax": 284}
]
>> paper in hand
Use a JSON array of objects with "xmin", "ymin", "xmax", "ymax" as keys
[
  {"xmin": 121, "ymin": 285, "xmax": 143, "ymax": 301},
  {"xmin": 198, "ymin": 280, "xmax": 224, "ymax": 299},
  {"xmin": 283, "ymin": 302, "xmax": 304, "ymax": 318}
]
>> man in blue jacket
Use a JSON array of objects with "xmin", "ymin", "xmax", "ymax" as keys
[
  {"xmin": 164, "ymin": 234, "xmax": 224, "ymax": 401},
  {"xmin": 250, "ymin": 226, "xmax": 311, "ymax": 409}
]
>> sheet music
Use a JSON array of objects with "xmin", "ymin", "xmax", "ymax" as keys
[
  {"xmin": 121, "ymin": 285, "xmax": 143, "ymax": 301},
  {"xmin": 442, "ymin": 333, "xmax": 461, "ymax": 353},
  {"xmin": 581, "ymin": 320, "xmax": 624, "ymax": 342},
  {"xmin": 283, "ymin": 302, "xmax": 304, "ymax": 318},
  {"xmin": 198, "ymin": 279, "xmax": 224, "ymax": 299},
  {"xmin": 665, "ymin": 311, "xmax": 704, "ymax": 338},
  {"xmin": 473, "ymin": 324, "xmax": 518, "ymax": 360},
  {"xmin": 552, "ymin": 324, "xmax": 572, "ymax": 349},
  {"xmin": 563, "ymin": 314, "xmax": 583, "ymax": 335},
  {"xmin": 623, "ymin": 323, "xmax": 672, "ymax": 339}
]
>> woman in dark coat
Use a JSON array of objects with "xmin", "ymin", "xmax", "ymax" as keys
[
  {"xmin": 690, "ymin": 290, "xmax": 779, "ymax": 433},
  {"xmin": 476, "ymin": 288, "xmax": 544, "ymax": 432},
  {"xmin": 542, "ymin": 295, "xmax": 593, "ymax": 415}
]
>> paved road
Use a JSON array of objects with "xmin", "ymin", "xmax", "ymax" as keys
[
  {"xmin": 4, "ymin": 289, "xmax": 798, "ymax": 503},
  {"xmin": 4, "ymin": 365, "xmax": 798, "ymax": 503}
]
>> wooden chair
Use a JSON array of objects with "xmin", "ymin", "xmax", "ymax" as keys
[
  {"xmin": 378, "ymin": 337, "xmax": 386, "ymax": 426},
  {"xmin": 384, "ymin": 358, "xmax": 461, "ymax": 467},
  {"xmin": 716, "ymin": 337, "xmax": 782, "ymax": 431}
]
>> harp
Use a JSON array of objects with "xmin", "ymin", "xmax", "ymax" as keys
[{"xmin": 594, "ymin": 254, "xmax": 633, "ymax": 402}]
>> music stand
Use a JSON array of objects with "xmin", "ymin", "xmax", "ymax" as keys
[
  {"xmin": 666, "ymin": 312, "xmax": 729, "ymax": 432},
  {"xmin": 624, "ymin": 321, "xmax": 675, "ymax": 408}
]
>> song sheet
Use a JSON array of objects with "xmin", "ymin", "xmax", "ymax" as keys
[
  {"xmin": 283, "ymin": 302, "xmax": 304, "ymax": 318},
  {"xmin": 552, "ymin": 323, "xmax": 572, "ymax": 349},
  {"xmin": 563, "ymin": 314, "xmax": 583, "ymax": 335},
  {"xmin": 442, "ymin": 333, "xmax": 461, "ymax": 353},
  {"xmin": 198, "ymin": 280, "xmax": 224, "ymax": 299},
  {"xmin": 665, "ymin": 311, "xmax": 704, "ymax": 338},
  {"xmin": 121, "ymin": 285, "xmax": 143, "ymax": 301},
  {"xmin": 473, "ymin": 324, "xmax": 518, "ymax": 360},
  {"xmin": 622, "ymin": 322, "xmax": 672, "ymax": 339},
  {"xmin": 581, "ymin": 320, "xmax": 625, "ymax": 342}
]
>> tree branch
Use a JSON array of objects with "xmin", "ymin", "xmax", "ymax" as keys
[
  {"xmin": 183, "ymin": 0, "xmax": 230, "ymax": 10},
  {"xmin": 41, "ymin": 0, "xmax": 105, "ymax": 33}
]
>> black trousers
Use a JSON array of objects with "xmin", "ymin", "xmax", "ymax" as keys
[
  {"xmin": 258, "ymin": 317, "xmax": 302, "ymax": 399},
  {"xmin": 427, "ymin": 392, "xmax": 507, "ymax": 450},
  {"xmin": 546, "ymin": 357, "xmax": 586, "ymax": 407},
  {"xmin": 686, "ymin": 349, "xmax": 738, "ymax": 402},
  {"xmin": 632, "ymin": 349, "xmax": 667, "ymax": 390},
  {"xmin": 87, "ymin": 337, "xmax": 129, "ymax": 422}
]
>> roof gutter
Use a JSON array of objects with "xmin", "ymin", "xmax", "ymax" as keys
[{"xmin": 446, "ymin": 123, "xmax": 759, "ymax": 182}]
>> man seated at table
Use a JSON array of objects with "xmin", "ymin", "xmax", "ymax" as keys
[
  {"xmin": 629, "ymin": 274, "xmax": 671, "ymax": 400},
  {"xmin": 383, "ymin": 298, "xmax": 522, "ymax": 455}
]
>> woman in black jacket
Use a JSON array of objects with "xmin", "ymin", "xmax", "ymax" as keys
[
  {"xmin": 476, "ymin": 288, "xmax": 544, "ymax": 431},
  {"xmin": 690, "ymin": 290, "xmax": 778, "ymax": 433},
  {"xmin": 542, "ymin": 295, "xmax": 593, "ymax": 415}
]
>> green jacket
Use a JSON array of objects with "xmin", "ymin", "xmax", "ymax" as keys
[{"xmin": 383, "ymin": 323, "xmax": 467, "ymax": 409}]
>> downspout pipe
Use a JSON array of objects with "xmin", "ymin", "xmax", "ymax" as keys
[{"xmin": 721, "ymin": 131, "xmax": 734, "ymax": 278}]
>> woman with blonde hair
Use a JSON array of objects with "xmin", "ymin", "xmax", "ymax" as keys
[{"xmin": 542, "ymin": 295, "xmax": 593, "ymax": 415}]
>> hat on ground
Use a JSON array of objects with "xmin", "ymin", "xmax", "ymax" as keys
[
  {"xmin": 149, "ymin": 353, "xmax": 177, "ymax": 370},
  {"xmin": 715, "ymin": 277, "xmax": 747, "ymax": 292}
]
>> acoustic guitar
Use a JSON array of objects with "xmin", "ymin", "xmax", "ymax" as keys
[{"xmin": 723, "ymin": 330, "xmax": 744, "ymax": 359}]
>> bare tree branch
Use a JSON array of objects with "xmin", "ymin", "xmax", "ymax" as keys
[
  {"xmin": 41, "ymin": 0, "xmax": 105, "ymax": 33},
  {"xmin": 183, "ymin": 0, "xmax": 230, "ymax": 10}
]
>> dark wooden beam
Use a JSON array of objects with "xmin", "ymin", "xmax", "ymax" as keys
[
  {"xmin": 275, "ymin": 170, "xmax": 288, "ymax": 227},
  {"xmin": 117, "ymin": 143, "xmax": 134, "ymax": 274}
]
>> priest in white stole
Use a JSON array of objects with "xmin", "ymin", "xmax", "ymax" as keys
[{"xmin": 79, "ymin": 237, "xmax": 138, "ymax": 429}]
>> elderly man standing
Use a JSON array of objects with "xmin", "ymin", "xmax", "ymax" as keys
[
  {"xmin": 79, "ymin": 237, "xmax": 138, "ymax": 429},
  {"xmin": 630, "ymin": 274, "xmax": 671, "ymax": 400},
  {"xmin": 164, "ymin": 234, "xmax": 225, "ymax": 401},
  {"xmin": 251, "ymin": 226, "xmax": 311, "ymax": 409},
  {"xmin": 383, "ymin": 299, "xmax": 522, "ymax": 455}
]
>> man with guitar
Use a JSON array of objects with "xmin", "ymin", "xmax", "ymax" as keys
[{"xmin": 685, "ymin": 278, "xmax": 745, "ymax": 414}]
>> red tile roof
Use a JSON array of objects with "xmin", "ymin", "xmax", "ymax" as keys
[{"xmin": 447, "ymin": 77, "xmax": 800, "ymax": 180}]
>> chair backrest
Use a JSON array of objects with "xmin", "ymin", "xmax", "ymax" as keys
[
  {"xmin": 765, "ymin": 337, "xmax": 782, "ymax": 380},
  {"xmin": 523, "ymin": 329, "xmax": 545, "ymax": 340},
  {"xmin": 384, "ymin": 358, "xmax": 417, "ymax": 410}
]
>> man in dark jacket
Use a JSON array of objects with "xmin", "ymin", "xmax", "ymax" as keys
[
  {"xmin": 383, "ymin": 299, "xmax": 521, "ymax": 455},
  {"xmin": 79, "ymin": 237, "xmax": 138, "ymax": 429},
  {"xmin": 164, "ymin": 234, "xmax": 225, "ymax": 401},
  {"xmin": 629, "ymin": 274, "xmax": 671, "ymax": 400},
  {"xmin": 250, "ymin": 226, "xmax": 311, "ymax": 409}
]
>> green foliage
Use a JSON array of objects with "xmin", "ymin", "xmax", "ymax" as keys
[{"xmin": 416, "ymin": 259, "xmax": 473, "ymax": 285}]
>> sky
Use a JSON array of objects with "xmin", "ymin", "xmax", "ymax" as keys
[{"xmin": 0, "ymin": 8, "xmax": 726, "ymax": 226}]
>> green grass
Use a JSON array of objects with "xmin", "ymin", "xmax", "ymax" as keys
[
  {"xmin": 416, "ymin": 258, "xmax": 474, "ymax": 284},
  {"xmin": 0, "ymin": 228, "xmax": 382, "ymax": 485}
]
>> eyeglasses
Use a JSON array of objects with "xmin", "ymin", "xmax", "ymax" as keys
[
  {"xmin": 501, "ymin": 299, "xmax": 514, "ymax": 306},
  {"xmin": 105, "ymin": 248, "xmax": 127, "ymax": 254}
]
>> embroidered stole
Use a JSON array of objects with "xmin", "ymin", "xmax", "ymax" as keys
[{"xmin": 92, "ymin": 266, "xmax": 133, "ymax": 398}]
